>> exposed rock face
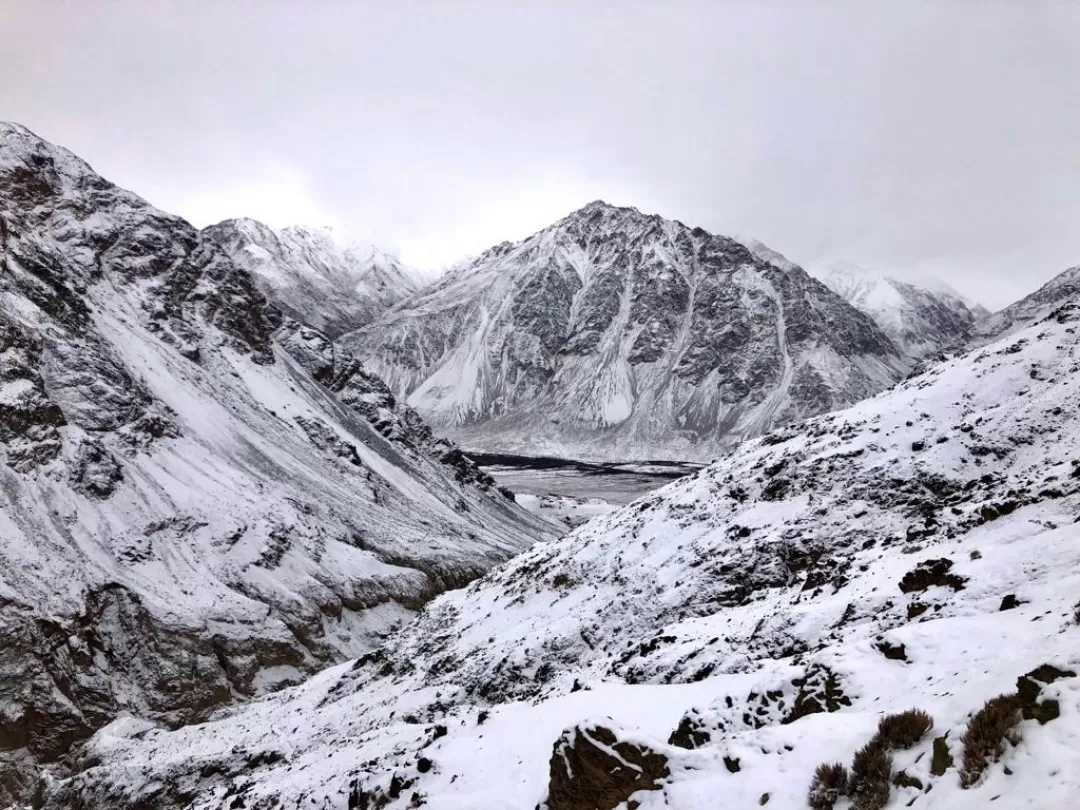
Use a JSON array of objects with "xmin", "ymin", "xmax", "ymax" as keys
[
  {"xmin": 203, "ymin": 218, "xmax": 418, "ymax": 338},
  {"xmin": 543, "ymin": 722, "xmax": 670, "ymax": 810},
  {"xmin": 0, "ymin": 121, "xmax": 551, "ymax": 804},
  {"xmin": 972, "ymin": 264, "xmax": 1080, "ymax": 343},
  {"xmin": 281, "ymin": 321, "xmax": 513, "ymax": 496},
  {"xmin": 341, "ymin": 201, "xmax": 910, "ymax": 461}
]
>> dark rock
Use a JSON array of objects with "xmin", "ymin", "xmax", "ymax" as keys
[
  {"xmin": 668, "ymin": 711, "xmax": 711, "ymax": 749},
  {"xmin": 898, "ymin": 558, "xmax": 967, "ymax": 593},
  {"xmin": 906, "ymin": 602, "xmax": 929, "ymax": 619},
  {"xmin": 999, "ymin": 594, "xmax": 1021, "ymax": 611},
  {"xmin": 544, "ymin": 723, "xmax": 669, "ymax": 810},
  {"xmin": 1017, "ymin": 664, "xmax": 1075, "ymax": 724},
  {"xmin": 875, "ymin": 640, "xmax": 908, "ymax": 661},
  {"xmin": 784, "ymin": 664, "xmax": 851, "ymax": 723}
]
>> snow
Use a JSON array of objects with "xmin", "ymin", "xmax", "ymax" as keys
[{"xmin": 52, "ymin": 297, "xmax": 1080, "ymax": 809}]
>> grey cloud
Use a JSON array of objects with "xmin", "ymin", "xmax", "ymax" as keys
[{"xmin": 3, "ymin": 0, "xmax": 1079, "ymax": 307}]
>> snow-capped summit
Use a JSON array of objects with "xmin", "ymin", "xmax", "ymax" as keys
[
  {"xmin": 810, "ymin": 259, "xmax": 982, "ymax": 358},
  {"xmin": 203, "ymin": 217, "xmax": 420, "ymax": 338},
  {"xmin": 340, "ymin": 201, "xmax": 911, "ymax": 461},
  {"xmin": 0, "ymin": 122, "xmax": 551, "ymax": 804},
  {"xmin": 743, "ymin": 239, "xmax": 986, "ymax": 360}
]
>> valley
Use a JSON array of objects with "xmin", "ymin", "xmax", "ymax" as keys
[
  {"xmin": 471, "ymin": 452, "xmax": 704, "ymax": 528},
  {"xmin": 2, "ymin": 119, "xmax": 1080, "ymax": 810}
]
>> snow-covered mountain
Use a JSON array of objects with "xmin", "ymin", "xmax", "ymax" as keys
[
  {"xmin": 743, "ymin": 242, "xmax": 982, "ymax": 360},
  {"xmin": 202, "ymin": 218, "xmax": 419, "ymax": 338},
  {"xmin": 972, "ymin": 263, "xmax": 1080, "ymax": 343},
  {"xmin": 340, "ymin": 202, "xmax": 911, "ymax": 461},
  {"xmin": 810, "ymin": 261, "xmax": 981, "ymax": 359},
  {"xmin": 0, "ymin": 122, "xmax": 552, "ymax": 804},
  {"xmin": 49, "ymin": 291, "xmax": 1080, "ymax": 809}
]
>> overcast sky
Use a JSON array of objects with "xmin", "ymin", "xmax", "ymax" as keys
[{"xmin": 3, "ymin": 1, "xmax": 1079, "ymax": 307}]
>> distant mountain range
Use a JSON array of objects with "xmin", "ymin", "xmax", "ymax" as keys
[
  {"xmin": 203, "ymin": 218, "xmax": 420, "ymax": 339},
  {"xmin": 206, "ymin": 204, "xmax": 1079, "ymax": 464}
]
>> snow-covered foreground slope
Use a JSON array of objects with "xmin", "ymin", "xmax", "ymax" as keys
[
  {"xmin": 203, "ymin": 218, "xmax": 419, "ymax": 338},
  {"xmin": 0, "ymin": 122, "xmax": 552, "ymax": 804},
  {"xmin": 341, "ymin": 202, "xmax": 910, "ymax": 462},
  {"xmin": 50, "ymin": 300, "xmax": 1080, "ymax": 808}
]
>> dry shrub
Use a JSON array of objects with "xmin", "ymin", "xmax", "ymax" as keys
[
  {"xmin": 807, "ymin": 761, "xmax": 848, "ymax": 809},
  {"xmin": 876, "ymin": 708, "xmax": 933, "ymax": 750},
  {"xmin": 960, "ymin": 694, "xmax": 1022, "ymax": 788},
  {"xmin": 807, "ymin": 760, "xmax": 846, "ymax": 810},
  {"xmin": 848, "ymin": 741, "xmax": 892, "ymax": 810}
]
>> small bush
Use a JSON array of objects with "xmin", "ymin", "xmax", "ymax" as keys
[
  {"xmin": 876, "ymin": 709, "xmax": 933, "ymax": 749},
  {"xmin": 960, "ymin": 694, "xmax": 1022, "ymax": 788},
  {"xmin": 807, "ymin": 761, "xmax": 848, "ymax": 809},
  {"xmin": 848, "ymin": 741, "xmax": 892, "ymax": 810}
]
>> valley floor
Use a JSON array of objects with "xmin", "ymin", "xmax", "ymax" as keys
[{"xmin": 474, "ymin": 453, "xmax": 703, "ymax": 528}]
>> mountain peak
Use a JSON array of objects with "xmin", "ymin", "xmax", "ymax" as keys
[
  {"xmin": 0, "ymin": 121, "xmax": 101, "ymax": 187},
  {"xmin": 203, "ymin": 217, "xmax": 418, "ymax": 338},
  {"xmin": 563, "ymin": 198, "xmax": 650, "ymax": 222},
  {"xmin": 342, "ymin": 201, "xmax": 907, "ymax": 460}
]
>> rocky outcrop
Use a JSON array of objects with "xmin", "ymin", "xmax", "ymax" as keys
[
  {"xmin": 279, "ymin": 321, "xmax": 512, "ymax": 496},
  {"xmin": 542, "ymin": 722, "xmax": 670, "ymax": 810}
]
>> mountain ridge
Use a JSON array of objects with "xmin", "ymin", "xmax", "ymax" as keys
[
  {"xmin": 340, "ymin": 200, "xmax": 911, "ymax": 461},
  {"xmin": 203, "ymin": 216, "xmax": 419, "ymax": 338},
  {"xmin": 972, "ymin": 263, "xmax": 1080, "ymax": 343}
]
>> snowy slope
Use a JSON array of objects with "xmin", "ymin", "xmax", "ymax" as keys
[
  {"xmin": 0, "ymin": 122, "xmax": 552, "ymax": 805},
  {"xmin": 972, "ymin": 263, "xmax": 1080, "ymax": 343},
  {"xmin": 203, "ymin": 218, "xmax": 419, "ymax": 338},
  {"xmin": 341, "ymin": 202, "xmax": 910, "ymax": 462},
  {"xmin": 48, "ymin": 296, "xmax": 1080, "ymax": 808},
  {"xmin": 810, "ymin": 261, "xmax": 980, "ymax": 358}
]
